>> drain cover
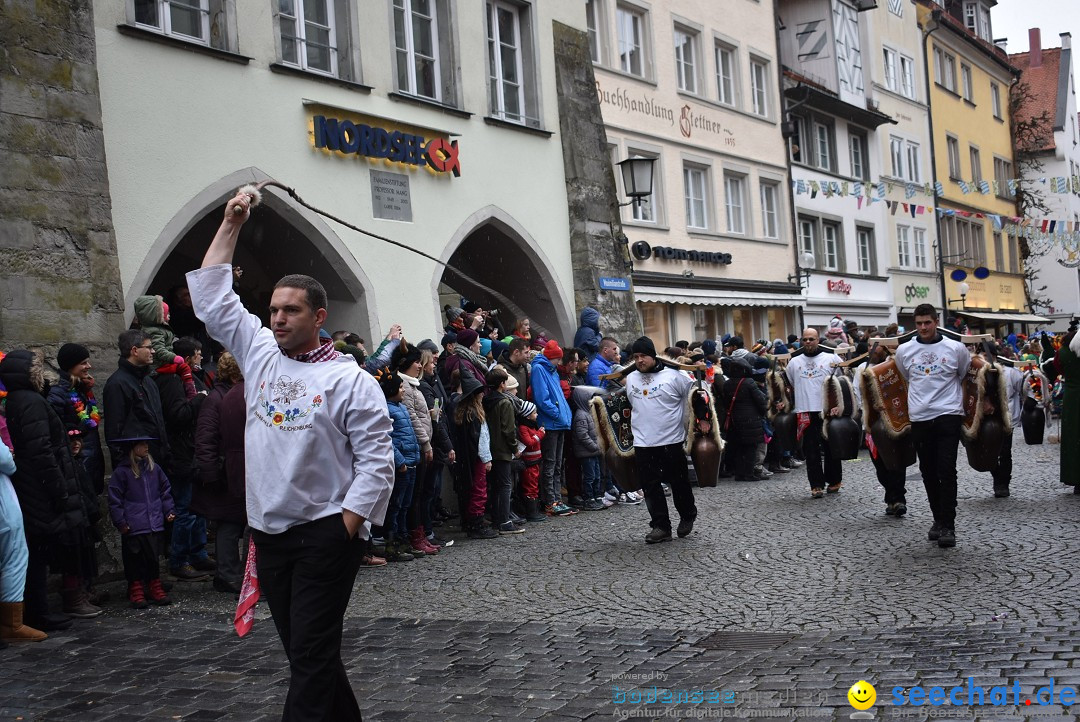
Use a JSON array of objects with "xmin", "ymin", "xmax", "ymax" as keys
[{"xmin": 694, "ymin": 632, "xmax": 796, "ymax": 651}]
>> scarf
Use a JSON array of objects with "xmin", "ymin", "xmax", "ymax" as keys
[{"xmin": 453, "ymin": 344, "xmax": 488, "ymax": 372}]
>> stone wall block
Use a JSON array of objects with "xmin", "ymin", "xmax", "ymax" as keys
[
  {"xmin": 0, "ymin": 113, "xmax": 77, "ymax": 157},
  {"xmin": 45, "ymin": 87, "xmax": 102, "ymax": 125},
  {"xmin": 0, "ymin": 77, "xmax": 49, "ymax": 119}
]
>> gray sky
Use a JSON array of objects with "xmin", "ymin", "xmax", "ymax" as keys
[{"xmin": 991, "ymin": 0, "xmax": 1080, "ymax": 54}]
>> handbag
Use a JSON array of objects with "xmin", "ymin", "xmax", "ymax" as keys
[{"xmin": 723, "ymin": 379, "xmax": 744, "ymax": 432}]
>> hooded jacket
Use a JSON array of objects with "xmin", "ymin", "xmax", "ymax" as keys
[
  {"xmin": 192, "ymin": 379, "xmax": 247, "ymax": 524},
  {"xmin": 399, "ymin": 372, "xmax": 433, "ymax": 454},
  {"xmin": 570, "ymin": 386, "xmax": 601, "ymax": 457},
  {"xmin": 47, "ymin": 378, "xmax": 106, "ymax": 493},
  {"xmin": 721, "ymin": 357, "xmax": 768, "ymax": 445},
  {"xmin": 134, "ymin": 294, "xmax": 179, "ymax": 367},
  {"xmin": 0, "ymin": 350, "xmax": 85, "ymax": 537},
  {"xmin": 108, "ymin": 455, "xmax": 174, "ymax": 535},
  {"xmin": 483, "ymin": 390, "xmax": 517, "ymax": 462},
  {"xmin": 497, "ymin": 349, "xmax": 531, "ymax": 400},
  {"xmin": 573, "ymin": 307, "xmax": 602, "ymax": 359},
  {"xmin": 530, "ymin": 354, "xmax": 572, "ymax": 431},
  {"xmin": 387, "ymin": 400, "xmax": 421, "ymax": 468}
]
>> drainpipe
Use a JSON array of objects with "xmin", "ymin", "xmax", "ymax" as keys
[
  {"xmin": 776, "ymin": 10, "xmax": 809, "ymax": 332},
  {"xmin": 922, "ymin": 9, "xmax": 948, "ymax": 321}
]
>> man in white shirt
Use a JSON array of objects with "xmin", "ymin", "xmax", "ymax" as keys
[
  {"xmin": 187, "ymin": 191, "xmax": 394, "ymax": 720},
  {"xmin": 625, "ymin": 336, "xmax": 696, "ymax": 544},
  {"xmin": 784, "ymin": 328, "xmax": 841, "ymax": 498},
  {"xmin": 894, "ymin": 304, "xmax": 970, "ymax": 548},
  {"xmin": 993, "ymin": 347, "xmax": 1024, "ymax": 498}
]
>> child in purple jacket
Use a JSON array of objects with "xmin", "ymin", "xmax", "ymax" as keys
[{"xmin": 108, "ymin": 438, "xmax": 175, "ymax": 609}]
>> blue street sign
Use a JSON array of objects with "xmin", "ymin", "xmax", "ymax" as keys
[{"xmin": 599, "ymin": 276, "xmax": 631, "ymax": 291}]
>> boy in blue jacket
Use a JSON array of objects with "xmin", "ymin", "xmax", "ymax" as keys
[
  {"xmin": 377, "ymin": 369, "xmax": 421, "ymax": 562},
  {"xmin": 530, "ymin": 340, "xmax": 574, "ymax": 515}
]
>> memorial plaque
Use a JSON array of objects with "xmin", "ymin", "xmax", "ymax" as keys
[{"xmin": 370, "ymin": 170, "xmax": 413, "ymax": 222}]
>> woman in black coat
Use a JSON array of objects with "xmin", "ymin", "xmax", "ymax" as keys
[
  {"xmin": 0, "ymin": 351, "xmax": 96, "ymax": 628},
  {"xmin": 721, "ymin": 356, "xmax": 768, "ymax": 481},
  {"xmin": 418, "ymin": 348, "xmax": 455, "ymax": 527},
  {"xmin": 47, "ymin": 343, "xmax": 106, "ymax": 495}
]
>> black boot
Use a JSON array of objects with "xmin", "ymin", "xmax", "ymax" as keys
[
  {"xmin": 524, "ymin": 498, "xmax": 547, "ymax": 523},
  {"xmin": 466, "ymin": 516, "xmax": 498, "ymax": 539}
]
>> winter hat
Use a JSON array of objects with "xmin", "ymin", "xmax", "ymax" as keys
[
  {"xmin": 494, "ymin": 365, "xmax": 519, "ymax": 390},
  {"xmin": 319, "ymin": 328, "xmax": 332, "ymax": 340},
  {"xmin": 516, "ymin": 400, "xmax": 537, "ymax": 419},
  {"xmin": 542, "ymin": 340, "xmax": 564, "ymax": 360},
  {"xmin": 456, "ymin": 329, "xmax": 479, "ymax": 347},
  {"xmin": 630, "ymin": 336, "xmax": 657, "ymax": 359},
  {"xmin": 826, "ymin": 316, "xmax": 845, "ymax": 339},
  {"xmin": 772, "ymin": 338, "xmax": 788, "ymax": 355},
  {"xmin": 440, "ymin": 333, "xmax": 458, "ymax": 348},
  {"xmin": 57, "ymin": 343, "xmax": 90, "ymax": 372},
  {"xmin": 394, "ymin": 346, "xmax": 422, "ymax": 372},
  {"xmin": 728, "ymin": 335, "xmax": 745, "ymax": 349},
  {"xmin": 445, "ymin": 307, "xmax": 464, "ymax": 323},
  {"xmin": 416, "ymin": 338, "xmax": 439, "ymax": 354},
  {"xmin": 751, "ymin": 342, "xmax": 766, "ymax": 355},
  {"xmin": 65, "ymin": 423, "xmax": 84, "ymax": 440},
  {"xmin": 479, "ymin": 338, "xmax": 493, "ymax": 357},
  {"xmin": 720, "ymin": 333, "xmax": 733, "ymax": 347},
  {"xmin": 374, "ymin": 366, "xmax": 403, "ymax": 397},
  {"xmin": 462, "ymin": 301, "xmax": 481, "ymax": 314},
  {"xmin": 701, "ymin": 339, "xmax": 717, "ymax": 357},
  {"xmin": 787, "ymin": 334, "xmax": 799, "ymax": 345}
]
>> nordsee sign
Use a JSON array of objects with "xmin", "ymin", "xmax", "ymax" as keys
[
  {"xmin": 311, "ymin": 115, "xmax": 461, "ymax": 176},
  {"xmin": 599, "ymin": 277, "xmax": 631, "ymax": 291}
]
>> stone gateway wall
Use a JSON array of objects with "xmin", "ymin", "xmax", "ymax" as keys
[
  {"xmin": 552, "ymin": 21, "xmax": 643, "ymax": 345},
  {"xmin": 0, "ymin": 0, "xmax": 126, "ymax": 365}
]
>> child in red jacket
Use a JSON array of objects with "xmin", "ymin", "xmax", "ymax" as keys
[{"xmin": 516, "ymin": 401, "xmax": 547, "ymax": 522}]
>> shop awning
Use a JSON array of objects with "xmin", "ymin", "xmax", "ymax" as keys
[
  {"xmin": 957, "ymin": 310, "xmax": 1051, "ymax": 324},
  {"xmin": 633, "ymin": 286, "xmax": 805, "ymax": 308}
]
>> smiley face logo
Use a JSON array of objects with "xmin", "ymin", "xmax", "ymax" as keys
[{"xmin": 848, "ymin": 680, "xmax": 876, "ymax": 710}]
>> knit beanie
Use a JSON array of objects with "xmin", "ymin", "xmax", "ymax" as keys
[
  {"xmin": 630, "ymin": 336, "xmax": 657, "ymax": 359},
  {"xmin": 416, "ymin": 338, "xmax": 439, "ymax": 354},
  {"xmin": 462, "ymin": 301, "xmax": 481, "ymax": 313},
  {"xmin": 826, "ymin": 316, "xmax": 845, "ymax": 338},
  {"xmin": 479, "ymin": 338, "xmax": 492, "ymax": 357},
  {"xmin": 541, "ymin": 340, "xmax": 563, "ymax": 360},
  {"xmin": 516, "ymin": 400, "xmax": 537, "ymax": 419},
  {"xmin": 57, "ymin": 343, "xmax": 90, "ymax": 372},
  {"xmin": 374, "ymin": 367, "xmax": 403, "ymax": 397},
  {"xmin": 445, "ymin": 307, "xmax": 464, "ymax": 323},
  {"xmin": 456, "ymin": 329, "xmax": 479, "ymax": 347},
  {"xmin": 701, "ymin": 339, "xmax": 717, "ymax": 357},
  {"xmin": 394, "ymin": 347, "xmax": 422, "ymax": 372},
  {"xmin": 440, "ymin": 333, "xmax": 458, "ymax": 348}
]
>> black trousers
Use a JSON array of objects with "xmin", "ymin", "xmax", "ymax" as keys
[
  {"xmin": 253, "ymin": 515, "xmax": 364, "ymax": 722},
  {"xmin": 869, "ymin": 450, "xmax": 907, "ymax": 505},
  {"xmin": 635, "ymin": 443, "xmax": 696, "ymax": 532},
  {"xmin": 992, "ymin": 430, "xmax": 1013, "ymax": 488},
  {"xmin": 801, "ymin": 415, "xmax": 842, "ymax": 490},
  {"xmin": 911, "ymin": 415, "xmax": 963, "ymax": 527},
  {"xmin": 121, "ymin": 532, "xmax": 163, "ymax": 584}
]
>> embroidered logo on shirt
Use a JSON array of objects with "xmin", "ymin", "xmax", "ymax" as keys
[
  {"xmin": 797, "ymin": 360, "xmax": 827, "ymax": 379},
  {"xmin": 255, "ymin": 378, "xmax": 323, "ymax": 431},
  {"xmin": 911, "ymin": 351, "xmax": 944, "ymax": 376}
]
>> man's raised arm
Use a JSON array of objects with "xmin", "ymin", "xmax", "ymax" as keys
[{"xmin": 201, "ymin": 191, "xmax": 254, "ymax": 268}]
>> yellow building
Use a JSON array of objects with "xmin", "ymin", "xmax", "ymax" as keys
[{"xmin": 916, "ymin": 0, "xmax": 1040, "ymax": 332}]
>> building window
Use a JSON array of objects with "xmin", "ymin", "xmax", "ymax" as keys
[
  {"xmin": 990, "ymin": 83, "xmax": 1002, "ymax": 119},
  {"xmin": 724, "ymin": 173, "xmax": 745, "ymax": 234},
  {"xmin": 393, "ymin": 0, "xmax": 453, "ymax": 102},
  {"xmin": 1008, "ymin": 234, "xmax": 1019, "ymax": 273},
  {"xmin": 890, "ymin": 136, "xmax": 903, "ymax": 178},
  {"xmin": 760, "ymin": 182, "xmax": 779, "ymax": 240},
  {"xmin": 849, "ymin": 130, "xmax": 868, "ymax": 180},
  {"xmin": 888, "ymin": 0, "xmax": 903, "ymax": 16},
  {"xmin": 963, "ymin": 1, "xmax": 992, "ymax": 41},
  {"xmin": 856, "ymin": 227, "xmax": 875, "ymax": 275},
  {"xmin": 969, "ymin": 146, "xmax": 982, "ymax": 185},
  {"xmin": 899, "ymin": 55, "xmax": 915, "ymax": 99},
  {"xmin": 941, "ymin": 215, "xmax": 986, "ymax": 268},
  {"xmin": 994, "ymin": 157, "xmax": 1014, "ymax": 199},
  {"xmin": 946, "ymin": 135, "xmax": 961, "ymax": 180},
  {"xmin": 961, "ymin": 64, "xmax": 973, "ymax": 101},
  {"xmin": 692, "ymin": 308, "xmax": 718, "ymax": 342},
  {"xmin": 883, "ymin": 47, "xmax": 898, "ymax": 92},
  {"xmin": 278, "ymin": 0, "xmax": 338, "ymax": 75},
  {"xmin": 798, "ymin": 217, "xmax": 817, "ymax": 267},
  {"xmin": 934, "ymin": 46, "xmax": 956, "ymax": 92},
  {"xmin": 674, "ymin": 27, "xmax": 698, "ymax": 93},
  {"xmin": 750, "ymin": 58, "xmax": 769, "ymax": 117},
  {"xmin": 814, "ymin": 121, "xmax": 833, "ymax": 171},
  {"xmin": 822, "ymin": 222, "xmax": 841, "ymax": 271},
  {"xmin": 913, "ymin": 228, "xmax": 927, "ymax": 268},
  {"xmin": 585, "ymin": 0, "xmax": 601, "ymax": 62},
  {"xmin": 486, "ymin": 1, "xmax": 538, "ymax": 127},
  {"xmin": 789, "ymin": 112, "xmax": 836, "ymax": 172},
  {"xmin": 626, "ymin": 151, "xmax": 659, "ymax": 223},
  {"xmin": 135, "ymin": 0, "xmax": 211, "ymax": 44},
  {"xmin": 905, "ymin": 141, "xmax": 921, "ymax": 183},
  {"xmin": 897, "ymin": 224, "xmax": 911, "ymax": 267},
  {"xmin": 993, "ymin": 231, "xmax": 1004, "ymax": 271},
  {"xmin": 715, "ymin": 42, "xmax": 737, "ymax": 106},
  {"xmin": 616, "ymin": 4, "xmax": 645, "ymax": 77},
  {"xmin": 683, "ymin": 165, "xmax": 708, "ymax": 230}
]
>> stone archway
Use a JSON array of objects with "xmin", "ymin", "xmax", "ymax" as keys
[
  {"xmin": 129, "ymin": 168, "xmax": 379, "ymax": 342},
  {"xmin": 433, "ymin": 206, "xmax": 574, "ymax": 342}
]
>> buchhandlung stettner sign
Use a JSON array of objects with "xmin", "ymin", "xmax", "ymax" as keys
[{"xmin": 370, "ymin": 170, "xmax": 412, "ymax": 222}]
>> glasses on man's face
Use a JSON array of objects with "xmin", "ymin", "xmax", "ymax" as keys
[
  {"xmin": 138, "ymin": 344, "xmax": 153, "ymax": 350},
  {"xmin": 802, "ymin": 337, "xmax": 816, "ymax": 343}
]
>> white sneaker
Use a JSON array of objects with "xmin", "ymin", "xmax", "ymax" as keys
[
  {"xmin": 601, "ymin": 495, "xmax": 615, "ymax": 507},
  {"xmin": 623, "ymin": 492, "xmax": 643, "ymax": 505}
]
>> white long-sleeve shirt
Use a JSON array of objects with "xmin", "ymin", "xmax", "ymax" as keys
[
  {"xmin": 1002, "ymin": 365, "xmax": 1023, "ymax": 424},
  {"xmin": 186, "ymin": 264, "xmax": 394, "ymax": 536},
  {"xmin": 625, "ymin": 365, "xmax": 693, "ymax": 447},
  {"xmin": 894, "ymin": 334, "xmax": 970, "ymax": 422},
  {"xmin": 784, "ymin": 350, "xmax": 835, "ymax": 413}
]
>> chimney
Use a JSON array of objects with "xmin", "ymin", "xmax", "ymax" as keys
[
  {"xmin": 1062, "ymin": 32, "xmax": 1072, "ymax": 51},
  {"xmin": 994, "ymin": 38, "xmax": 1008, "ymax": 52},
  {"xmin": 1029, "ymin": 28, "xmax": 1042, "ymax": 66}
]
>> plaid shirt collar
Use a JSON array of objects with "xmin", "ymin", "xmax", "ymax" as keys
[{"xmin": 284, "ymin": 339, "xmax": 341, "ymax": 363}]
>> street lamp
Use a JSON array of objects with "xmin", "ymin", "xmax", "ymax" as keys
[
  {"xmin": 788, "ymin": 251, "xmax": 815, "ymax": 288},
  {"xmin": 617, "ymin": 157, "xmax": 656, "ymax": 208},
  {"xmin": 947, "ymin": 281, "xmax": 969, "ymax": 307}
]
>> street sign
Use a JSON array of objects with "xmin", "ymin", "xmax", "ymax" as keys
[{"xmin": 599, "ymin": 276, "xmax": 630, "ymax": 291}]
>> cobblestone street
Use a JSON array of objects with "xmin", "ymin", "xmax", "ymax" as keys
[{"xmin": 2, "ymin": 435, "xmax": 1077, "ymax": 721}]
